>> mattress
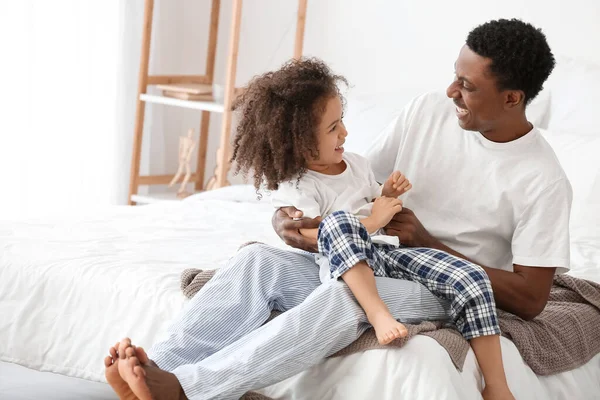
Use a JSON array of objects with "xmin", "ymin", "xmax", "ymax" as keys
[{"xmin": 1, "ymin": 186, "xmax": 599, "ymax": 399}]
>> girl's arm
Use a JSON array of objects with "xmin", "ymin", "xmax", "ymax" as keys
[
  {"xmin": 360, "ymin": 216, "xmax": 384, "ymax": 234},
  {"xmin": 299, "ymin": 227, "xmax": 319, "ymax": 241}
]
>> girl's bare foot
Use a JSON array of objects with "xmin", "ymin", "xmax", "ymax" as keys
[
  {"xmin": 482, "ymin": 383, "xmax": 515, "ymax": 400},
  {"xmin": 368, "ymin": 312, "xmax": 408, "ymax": 345}
]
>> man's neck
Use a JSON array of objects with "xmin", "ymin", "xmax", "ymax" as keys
[{"xmin": 480, "ymin": 116, "xmax": 533, "ymax": 143}]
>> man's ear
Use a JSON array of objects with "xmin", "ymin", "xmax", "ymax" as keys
[{"xmin": 505, "ymin": 90, "xmax": 526, "ymax": 109}]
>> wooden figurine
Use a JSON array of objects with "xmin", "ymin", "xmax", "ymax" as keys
[{"xmin": 169, "ymin": 128, "xmax": 197, "ymax": 198}]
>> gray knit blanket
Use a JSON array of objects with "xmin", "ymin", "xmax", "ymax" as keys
[{"xmin": 180, "ymin": 268, "xmax": 600, "ymax": 400}]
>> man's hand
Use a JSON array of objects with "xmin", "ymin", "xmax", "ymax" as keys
[
  {"xmin": 272, "ymin": 207, "xmax": 322, "ymax": 252},
  {"xmin": 385, "ymin": 207, "xmax": 436, "ymax": 247},
  {"xmin": 382, "ymin": 171, "xmax": 412, "ymax": 198}
]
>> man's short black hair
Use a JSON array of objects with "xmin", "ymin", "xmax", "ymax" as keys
[{"xmin": 466, "ymin": 19, "xmax": 555, "ymax": 104}]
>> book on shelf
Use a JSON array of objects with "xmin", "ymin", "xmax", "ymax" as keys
[
  {"xmin": 162, "ymin": 90, "xmax": 214, "ymax": 101},
  {"xmin": 156, "ymin": 83, "xmax": 212, "ymax": 95}
]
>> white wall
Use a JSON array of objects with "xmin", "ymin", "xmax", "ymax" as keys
[
  {"xmin": 0, "ymin": 1, "xmax": 126, "ymax": 217},
  {"xmin": 137, "ymin": 0, "xmax": 600, "ymax": 196},
  {"xmin": 304, "ymin": 0, "xmax": 600, "ymax": 95}
]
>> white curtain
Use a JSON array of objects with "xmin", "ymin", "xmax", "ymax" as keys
[{"xmin": 0, "ymin": 1, "xmax": 140, "ymax": 219}]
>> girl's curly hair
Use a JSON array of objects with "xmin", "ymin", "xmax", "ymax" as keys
[{"xmin": 230, "ymin": 57, "xmax": 348, "ymax": 191}]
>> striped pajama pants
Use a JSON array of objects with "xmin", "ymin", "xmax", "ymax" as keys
[
  {"xmin": 319, "ymin": 211, "xmax": 500, "ymax": 340},
  {"xmin": 148, "ymin": 244, "xmax": 451, "ymax": 399}
]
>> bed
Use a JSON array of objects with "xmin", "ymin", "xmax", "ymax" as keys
[{"xmin": 1, "ymin": 56, "xmax": 600, "ymax": 399}]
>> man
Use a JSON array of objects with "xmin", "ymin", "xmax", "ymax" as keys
[{"xmin": 106, "ymin": 18, "xmax": 571, "ymax": 400}]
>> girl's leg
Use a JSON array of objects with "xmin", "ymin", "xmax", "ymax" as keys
[
  {"xmin": 342, "ymin": 261, "xmax": 408, "ymax": 344},
  {"xmin": 471, "ymin": 335, "xmax": 515, "ymax": 400},
  {"xmin": 385, "ymin": 247, "xmax": 513, "ymax": 398},
  {"xmin": 318, "ymin": 211, "xmax": 407, "ymax": 344}
]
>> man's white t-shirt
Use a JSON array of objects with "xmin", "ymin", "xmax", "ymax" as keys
[
  {"xmin": 367, "ymin": 92, "xmax": 572, "ymax": 273},
  {"xmin": 271, "ymin": 152, "xmax": 399, "ymax": 247}
]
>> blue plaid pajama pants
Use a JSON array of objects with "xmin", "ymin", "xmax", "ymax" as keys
[{"xmin": 318, "ymin": 211, "xmax": 500, "ymax": 340}]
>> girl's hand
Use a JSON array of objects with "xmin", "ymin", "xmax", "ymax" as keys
[
  {"xmin": 382, "ymin": 171, "xmax": 412, "ymax": 198},
  {"xmin": 370, "ymin": 197, "xmax": 404, "ymax": 228}
]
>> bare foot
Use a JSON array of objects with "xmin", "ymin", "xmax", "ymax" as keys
[
  {"xmin": 482, "ymin": 383, "xmax": 515, "ymax": 400},
  {"xmin": 368, "ymin": 312, "xmax": 408, "ymax": 345},
  {"xmin": 117, "ymin": 338, "xmax": 185, "ymax": 400},
  {"xmin": 105, "ymin": 342, "xmax": 138, "ymax": 400}
]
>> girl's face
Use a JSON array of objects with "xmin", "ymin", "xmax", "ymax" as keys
[{"xmin": 307, "ymin": 95, "xmax": 347, "ymax": 170}]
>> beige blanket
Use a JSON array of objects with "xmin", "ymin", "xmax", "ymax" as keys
[
  {"xmin": 180, "ymin": 269, "xmax": 600, "ymax": 400},
  {"xmin": 498, "ymin": 274, "xmax": 600, "ymax": 375}
]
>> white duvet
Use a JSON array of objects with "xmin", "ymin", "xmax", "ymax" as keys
[{"xmin": 1, "ymin": 187, "xmax": 599, "ymax": 399}]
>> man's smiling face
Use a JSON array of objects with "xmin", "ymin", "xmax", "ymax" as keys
[{"xmin": 446, "ymin": 45, "xmax": 507, "ymax": 133}]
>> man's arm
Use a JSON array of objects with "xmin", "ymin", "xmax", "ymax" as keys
[
  {"xmin": 429, "ymin": 241, "xmax": 555, "ymax": 320},
  {"xmin": 272, "ymin": 207, "xmax": 321, "ymax": 252},
  {"xmin": 385, "ymin": 207, "xmax": 555, "ymax": 320}
]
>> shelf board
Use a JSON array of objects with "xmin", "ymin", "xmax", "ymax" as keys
[{"xmin": 140, "ymin": 93, "xmax": 225, "ymax": 113}]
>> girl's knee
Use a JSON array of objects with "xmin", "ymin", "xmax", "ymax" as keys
[
  {"xmin": 319, "ymin": 211, "xmax": 365, "ymax": 239},
  {"xmin": 454, "ymin": 264, "xmax": 493, "ymax": 296}
]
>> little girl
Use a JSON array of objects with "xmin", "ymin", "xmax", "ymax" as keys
[{"xmin": 231, "ymin": 58, "xmax": 514, "ymax": 400}]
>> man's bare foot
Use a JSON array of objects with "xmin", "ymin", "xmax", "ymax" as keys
[
  {"xmin": 117, "ymin": 338, "xmax": 186, "ymax": 400},
  {"xmin": 368, "ymin": 312, "xmax": 408, "ymax": 345},
  {"xmin": 105, "ymin": 342, "xmax": 138, "ymax": 400},
  {"xmin": 482, "ymin": 383, "xmax": 515, "ymax": 400}
]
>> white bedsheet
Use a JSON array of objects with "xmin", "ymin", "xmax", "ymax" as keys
[{"xmin": 1, "ymin": 188, "xmax": 599, "ymax": 399}]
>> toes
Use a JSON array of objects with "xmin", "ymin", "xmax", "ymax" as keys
[
  {"xmin": 119, "ymin": 354, "xmax": 142, "ymax": 380},
  {"xmin": 129, "ymin": 356, "xmax": 141, "ymax": 369},
  {"xmin": 377, "ymin": 333, "xmax": 391, "ymax": 345},
  {"xmin": 125, "ymin": 346, "xmax": 136, "ymax": 358},
  {"xmin": 112, "ymin": 342, "xmax": 120, "ymax": 357},
  {"xmin": 396, "ymin": 323, "xmax": 408, "ymax": 337},
  {"xmin": 104, "ymin": 356, "xmax": 113, "ymax": 367},
  {"xmin": 128, "ymin": 357, "xmax": 142, "ymax": 378},
  {"xmin": 109, "ymin": 346, "xmax": 118, "ymax": 360},
  {"xmin": 118, "ymin": 338, "xmax": 132, "ymax": 360},
  {"xmin": 136, "ymin": 346, "xmax": 150, "ymax": 364}
]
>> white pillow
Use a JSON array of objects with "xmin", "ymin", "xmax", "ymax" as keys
[
  {"xmin": 526, "ymin": 88, "xmax": 551, "ymax": 129},
  {"xmin": 545, "ymin": 57, "xmax": 600, "ymax": 136},
  {"xmin": 342, "ymin": 92, "xmax": 410, "ymax": 156},
  {"xmin": 184, "ymin": 184, "xmax": 264, "ymax": 203},
  {"xmin": 540, "ymin": 130, "xmax": 600, "ymax": 253}
]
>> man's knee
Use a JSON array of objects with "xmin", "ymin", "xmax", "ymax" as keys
[
  {"xmin": 228, "ymin": 243, "xmax": 315, "ymax": 282},
  {"xmin": 223, "ymin": 243, "xmax": 278, "ymax": 278},
  {"xmin": 235, "ymin": 242, "xmax": 273, "ymax": 260}
]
